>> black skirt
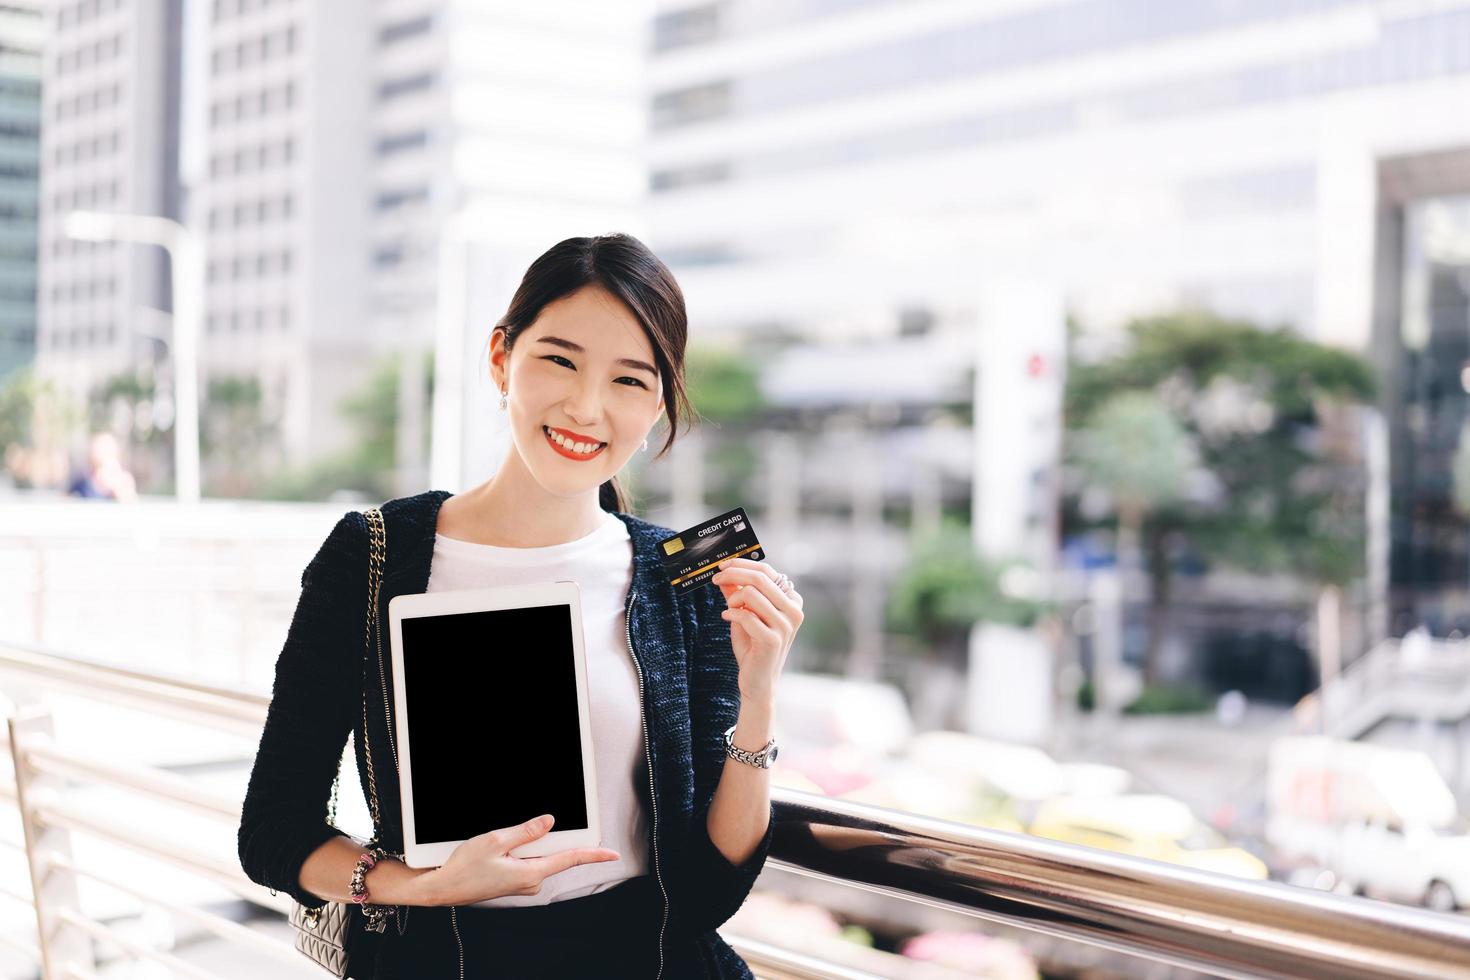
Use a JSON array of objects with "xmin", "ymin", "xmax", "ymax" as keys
[{"xmin": 364, "ymin": 875, "xmax": 666, "ymax": 979}]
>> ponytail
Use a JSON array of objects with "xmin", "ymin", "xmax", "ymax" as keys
[{"xmin": 599, "ymin": 477, "xmax": 627, "ymax": 514}]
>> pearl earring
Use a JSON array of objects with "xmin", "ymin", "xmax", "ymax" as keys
[
  {"xmin": 499, "ymin": 388, "xmax": 507, "ymax": 411},
  {"xmin": 642, "ymin": 438, "xmax": 649, "ymax": 451}
]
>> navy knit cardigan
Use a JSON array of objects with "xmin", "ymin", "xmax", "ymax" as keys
[{"xmin": 237, "ymin": 489, "xmax": 775, "ymax": 977}]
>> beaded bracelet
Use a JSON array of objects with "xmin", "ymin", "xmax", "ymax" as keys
[
  {"xmin": 349, "ymin": 850, "xmax": 378, "ymax": 904},
  {"xmin": 350, "ymin": 846, "xmax": 402, "ymax": 933}
]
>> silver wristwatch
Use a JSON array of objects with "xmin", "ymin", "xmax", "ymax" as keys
[{"xmin": 723, "ymin": 724, "xmax": 779, "ymax": 769}]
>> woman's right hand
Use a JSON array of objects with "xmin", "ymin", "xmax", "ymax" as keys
[{"xmin": 416, "ymin": 814, "xmax": 620, "ymax": 906}]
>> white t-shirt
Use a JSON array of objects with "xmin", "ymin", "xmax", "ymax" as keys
[{"xmin": 426, "ymin": 508, "xmax": 650, "ymax": 906}]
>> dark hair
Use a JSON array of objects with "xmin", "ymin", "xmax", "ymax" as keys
[{"xmin": 491, "ymin": 234, "xmax": 695, "ymax": 514}]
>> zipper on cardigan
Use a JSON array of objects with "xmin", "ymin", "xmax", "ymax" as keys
[
  {"xmin": 626, "ymin": 587, "xmax": 669, "ymax": 980},
  {"xmin": 449, "ymin": 905, "xmax": 464, "ymax": 979},
  {"xmin": 374, "ymin": 577, "xmax": 398, "ymax": 771}
]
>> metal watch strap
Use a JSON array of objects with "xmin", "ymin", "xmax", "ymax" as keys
[{"xmin": 723, "ymin": 724, "xmax": 777, "ymax": 769}]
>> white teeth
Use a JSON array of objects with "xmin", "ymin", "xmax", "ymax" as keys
[{"xmin": 544, "ymin": 426, "xmax": 603, "ymax": 455}]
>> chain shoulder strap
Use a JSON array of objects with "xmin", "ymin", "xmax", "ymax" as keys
[
  {"xmin": 324, "ymin": 507, "xmax": 387, "ymax": 833},
  {"xmin": 323, "ymin": 507, "xmax": 407, "ymax": 934},
  {"xmin": 360, "ymin": 507, "xmax": 389, "ymax": 835}
]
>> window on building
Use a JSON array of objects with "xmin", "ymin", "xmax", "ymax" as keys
[
  {"xmin": 653, "ymin": 3, "xmax": 722, "ymax": 52},
  {"xmin": 377, "ymin": 72, "xmax": 435, "ymax": 100},
  {"xmin": 651, "ymin": 81, "xmax": 732, "ymax": 130},
  {"xmin": 376, "ymin": 130, "xmax": 428, "ymax": 155},
  {"xmin": 651, "ymin": 160, "xmax": 731, "ymax": 191},
  {"xmin": 373, "ymin": 242, "xmax": 404, "ymax": 267},
  {"xmin": 379, "ymin": 15, "xmax": 432, "ymax": 45},
  {"xmin": 374, "ymin": 186, "xmax": 429, "ymax": 210}
]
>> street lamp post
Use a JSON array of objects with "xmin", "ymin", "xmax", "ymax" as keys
[{"xmin": 64, "ymin": 211, "xmax": 204, "ymax": 504}]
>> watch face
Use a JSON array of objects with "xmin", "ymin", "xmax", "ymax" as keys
[{"xmin": 768, "ymin": 744, "xmax": 779, "ymax": 765}]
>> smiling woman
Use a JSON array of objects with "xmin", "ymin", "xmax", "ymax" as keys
[
  {"xmin": 239, "ymin": 233, "xmax": 786, "ymax": 980},
  {"xmin": 443, "ymin": 237, "xmax": 697, "ymax": 549}
]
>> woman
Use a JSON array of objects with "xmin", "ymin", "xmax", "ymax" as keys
[{"xmin": 237, "ymin": 233, "xmax": 803, "ymax": 979}]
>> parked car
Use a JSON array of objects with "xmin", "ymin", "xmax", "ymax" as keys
[
  {"xmin": 1266, "ymin": 735, "xmax": 1470, "ymax": 911},
  {"xmin": 1028, "ymin": 794, "xmax": 1268, "ymax": 879}
]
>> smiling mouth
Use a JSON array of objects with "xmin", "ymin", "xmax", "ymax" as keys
[{"xmin": 543, "ymin": 425, "xmax": 607, "ymax": 459}]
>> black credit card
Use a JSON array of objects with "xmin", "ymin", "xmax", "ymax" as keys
[{"xmin": 657, "ymin": 507, "xmax": 764, "ymax": 594}]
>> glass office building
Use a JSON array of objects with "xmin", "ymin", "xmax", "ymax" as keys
[{"xmin": 0, "ymin": 0, "xmax": 41, "ymax": 381}]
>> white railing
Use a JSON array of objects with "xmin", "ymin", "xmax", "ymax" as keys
[
  {"xmin": 0, "ymin": 492, "xmax": 344, "ymax": 694},
  {"xmin": 0, "ymin": 639, "xmax": 872, "ymax": 980},
  {"xmin": 6, "ymin": 639, "xmax": 1470, "ymax": 978},
  {"xmin": 1297, "ymin": 636, "xmax": 1470, "ymax": 738}
]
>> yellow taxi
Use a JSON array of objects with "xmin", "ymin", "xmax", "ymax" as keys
[{"xmin": 1028, "ymin": 794, "xmax": 1268, "ymax": 879}]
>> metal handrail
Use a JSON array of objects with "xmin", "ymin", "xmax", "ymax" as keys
[
  {"xmin": 6, "ymin": 640, "xmax": 1470, "ymax": 979},
  {"xmin": 771, "ymin": 792, "xmax": 1470, "ymax": 980},
  {"xmin": 0, "ymin": 640, "xmax": 267, "ymax": 735}
]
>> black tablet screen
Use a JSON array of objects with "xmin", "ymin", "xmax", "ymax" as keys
[{"xmin": 399, "ymin": 603, "xmax": 589, "ymax": 844}]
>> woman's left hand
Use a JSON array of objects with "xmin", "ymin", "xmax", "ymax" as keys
[{"xmin": 710, "ymin": 558, "xmax": 803, "ymax": 702}]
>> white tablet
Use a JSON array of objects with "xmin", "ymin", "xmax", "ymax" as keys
[{"xmin": 387, "ymin": 580, "xmax": 601, "ymax": 869}]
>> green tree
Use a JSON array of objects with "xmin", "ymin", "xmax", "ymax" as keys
[
  {"xmin": 0, "ymin": 366, "xmax": 82, "ymax": 488},
  {"xmin": 263, "ymin": 351, "xmax": 433, "ymax": 502},
  {"xmin": 685, "ymin": 344, "xmax": 764, "ymax": 427},
  {"xmin": 1065, "ymin": 310, "xmax": 1376, "ymax": 683},
  {"xmin": 1070, "ymin": 390, "xmax": 1197, "ymax": 682},
  {"xmin": 680, "ymin": 343, "xmax": 767, "ymax": 506},
  {"xmin": 201, "ymin": 374, "xmax": 279, "ymax": 497},
  {"xmin": 887, "ymin": 516, "xmax": 1046, "ymax": 667}
]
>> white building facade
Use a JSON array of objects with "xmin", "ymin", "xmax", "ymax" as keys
[
  {"xmin": 645, "ymin": 0, "xmax": 1470, "ymax": 628},
  {"xmin": 363, "ymin": 1, "xmax": 651, "ymax": 491},
  {"xmin": 199, "ymin": 0, "xmax": 373, "ymax": 469},
  {"xmin": 646, "ymin": 0, "xmax": 1470, "ymax": 343},
  {"xmin": 37, "ymin": 0, "xmax": 181, "ymax": 399}
]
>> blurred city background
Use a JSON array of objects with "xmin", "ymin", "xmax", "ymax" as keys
[{"xmin": 4, "ymin": 0, "xmax": 1470, "ymax": 977}]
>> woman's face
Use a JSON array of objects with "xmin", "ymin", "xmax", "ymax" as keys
[{"xmin": 492, "ymin": 284, "xmax": 666, "ymax": 497}]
